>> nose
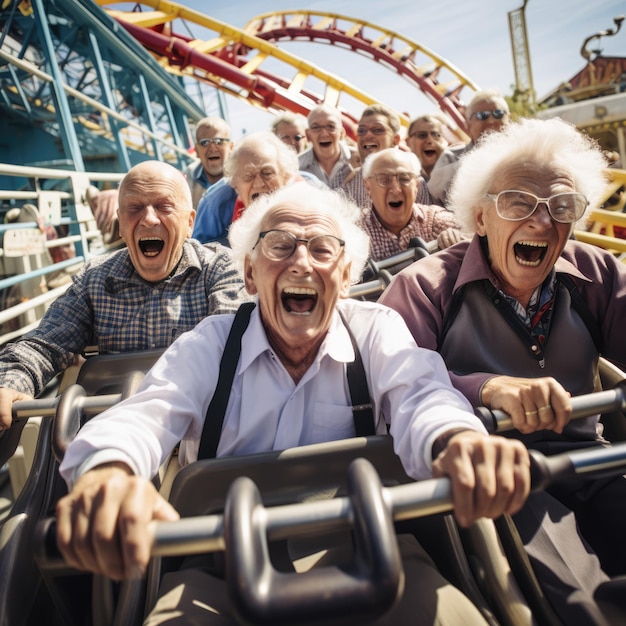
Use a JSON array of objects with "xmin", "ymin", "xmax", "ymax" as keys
[
  {"xmin": 529, "ymin": 202, "xmax": 553, "ymax": 226},
  {"xmin": 141, "ymin": 205, "xmax": 160, "ymax": 226},
  {"xmin": 289, "ymin": 241, "xmax": 313, "ymax": 272},
  {"xmin": 388, "ymin": 176, "xmax": 403, "ymax": 192}
]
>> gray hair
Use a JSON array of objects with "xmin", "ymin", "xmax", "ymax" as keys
[
  {"xmin": 223, "ymin": 132, "xmax": 299, "ymax": 181},
  {"xmin": 307, "ymin": 104, "xmax": 343, "ymax": 127},
  {"xmin": 359, "ymin": 104, "xmax": 401, "ymax": 135},
  {"xmin": 270, "ymin": 112, "xmax": 307, "ymax": 134},
  {"xmin": 465, "ymin": 89, "xmax": 510, "ymax": 120},
  {"xmin": 194, "ymin": 116, "xmax": 231, "ymax": 139},
  {"xmin": 229, "ymin": 182, "xmax": 370, "ymax": 284},
  {"xmin": 449, "ymin": 117, "xmax": 609, "ymax": 233},
  {"xmin": 361, "ymin": 148, "xmax": 421, "ymax": 179}
]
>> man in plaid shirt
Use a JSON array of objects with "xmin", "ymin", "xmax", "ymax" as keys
[
  {"xmin": 0, "ymin": 160, "xmax": 248, "ymax": 428},
  {"xmin": 361, "ymin": 149, "xmax": 464, "ymax": 262}
]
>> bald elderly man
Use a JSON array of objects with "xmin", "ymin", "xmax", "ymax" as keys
[{"xmin": 0, "ymin": 160, "xmax": 247, "ymax": 429}]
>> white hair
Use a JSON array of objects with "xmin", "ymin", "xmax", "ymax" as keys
[
  {"xmin": 361, "ymin": 148, "xmax": 421, "ymax": 178},
  {"xmin": 449, "ymin": 117, "xmax": 609, "ymax": 234},
  {"xmin": 229, "ymin": 182, "xmax": 370, "ymax": 284}
]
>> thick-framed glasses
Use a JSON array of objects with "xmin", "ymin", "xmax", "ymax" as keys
[
  {"xmin": 471, "ymin": 110, "xmax": 507, "ymax": 121},
  {"xmin": 254, "ymin": 230, "xmax": 345, "ymax": 263},
  {"xmin": 409, "ymin": 130, "xmax": 443, "ymax": 140},
  {"xmin": 370, "ymin": 172, "xmax": 416, "ymax": 188},
  {"xmin": 356, "ymin": 125, "xmax": 390, "ymax": 136},
  {"xmin": 486, "ymin": 190, "xmax": 589, "ymax": 224},
  {"xmin": 308, "ymin": 124, "xmax": 339, "ymax": 134},
  {"xmin": 238, "ymin": 169, "xmax": 279, "ymax": 184},
  {"xmin": 280, "ymin": 134, "xmax": 304, "ymax": 143},
  {"xmin": 198, "ymin": 137, "xmax": 230, "ymax": 147}
]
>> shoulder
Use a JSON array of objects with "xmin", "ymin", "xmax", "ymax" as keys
[
  {"xmin": 560, "ymin": 239, "xmax": 625, "ymax": 282},
  {"xmin": 187, "ymin": 239, "xmax": 234, "ymax": 265}
]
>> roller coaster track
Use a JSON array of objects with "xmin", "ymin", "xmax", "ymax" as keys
[{"xmin": 96, "ymin": 0, "xmax": 476, "ymax": 137}]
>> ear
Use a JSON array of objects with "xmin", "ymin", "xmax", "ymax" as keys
[
  {"xmin": 244, "ymin": 254, "xmax": 258, "ymax": 295},
  {"xmin": 475, "ymin": 203, "xmax": 487, "ymax": 236},
  {"xmin": 339, "ymin": 260, "xmax": 352, "ymax": 298},
  {"xmin": 187, "ymin": 209, "xmax": 196, "ymax": 237},
  {"xmin": 392, "ymin": 133, "xmax": 401, "ymax": 147},
  {"xmin": 364, "ymin": 176, "xmax": 372, "ymax": 194},
  {"xmin": 305, "ymin": 128, "xmax": 313, "ymax": 142}
]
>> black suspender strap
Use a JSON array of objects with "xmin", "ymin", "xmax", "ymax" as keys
[
  {"xmin": 338, "ymin": 310, "xmax": 376, "ymax": 437},
  {"xmin": 197, "ymin": 304, "xmax": 376, "ymax": 459},
  {"xmin": 197, "ymin": 302, "xmax": 256, "ymax": 461}
]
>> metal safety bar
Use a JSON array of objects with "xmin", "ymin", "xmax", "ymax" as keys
[{"xmin": 34, "ymin": 442, "xmax": 626, "ymax": 570}]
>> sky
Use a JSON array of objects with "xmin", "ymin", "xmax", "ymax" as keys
[{"xmin": 165, "ymin": 0, "xmax": 626, "ymax": 139}]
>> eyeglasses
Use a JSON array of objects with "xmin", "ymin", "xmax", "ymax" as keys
[
  {"xmin": 279, "ymin": 134, "xmax": 304, "ymax": 143},
  {"xmin": 471, "ymin": 110, "xmax": 507, "ymax": 121},
  {"xmin": 308, "ymin": 124, "xmax": 339, "ymax": 134},
  {"xmin": 486, "ymin": 190, "xmax": 589, "ymax": 224},
  {"xmin": 356, "ymin": 125, "xmax": 390, "ymax": 136},
  {"xmin": 197, "ymin": 137, "xmax": 230, "ymax": 147},
  {"xmin": 238, "ymin": 168, "xmax": 279, "ymax": 184},
  {"xmin": 369, "ymin": 172, "xmax": 416, "ymax": 188},
  {"xmin": 254, "ymin": 229, "xmax": 345, "ymax": 263},
  {"xmin": 409, "ymin": 130, "xmax": 443, "ymax": 140}
]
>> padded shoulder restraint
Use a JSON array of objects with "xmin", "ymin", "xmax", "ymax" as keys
[{"xmin": 197, "ymin": 303, "xmax": 375, "ymax": 460}]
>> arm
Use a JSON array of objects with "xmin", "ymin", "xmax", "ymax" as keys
[{"xmin": 56, "ymin": 462, "xmax": 178, "ymax": 580}]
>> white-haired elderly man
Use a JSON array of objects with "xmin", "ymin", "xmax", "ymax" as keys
[
  {"xmin": 192, "ymin": 132, "xmax": 302, "ymax": 245},
  {"xmin": 362, "ymin": 148, "xmax": 463, "ymax": 261},
  {"xmin": 57, "ymin": 182, "xmax": 530, "ymax": 625},
  {"xmin": 381, "ymin": 117, "xmax": 626, "ymax": 624}
]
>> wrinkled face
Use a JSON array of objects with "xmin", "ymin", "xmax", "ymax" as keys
[
  {"xmin": 275, "ymin": 121, "xmax": 308, "ymax": 153},
  {"xmin": 231, "ymin": 145, "xmax": 292, "ymax": 208},
  {"xmin": 118, "ymin": 165, "xmax": 194, "ymax": 282},
  {"xmin": 306, "ymin": 110, "xmax": 344, "ymax": 160},
  {"xmin": 244, "ymin": 205, "xmax": 351, "ymax": 357},
  {"xmin": 406, "ymin": 120, "xmax": 447, "ymax": 174},
  {"xmin": 356, "ymin": 113, "xmax": 400, "ymax": 161},
  {"xmin": 467, "ymin": 98, "xmax": 510, "ymax": 144},
  {"xmin": 476, "ymin": 163, "xmax": 576, "ymax": 305},
  {"xmin": 195, "ymin": 124, "xmax": 233, "ymax": 183},
  {"xmin": 364, "ymin": 152, "xmax": 418, "ymax": 235}
]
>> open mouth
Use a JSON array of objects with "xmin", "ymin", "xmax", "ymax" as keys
[
  {"xmin": 514, "ymin": 241, "xmax": 548, "ymax": 267},
  {"xmin": 362, "ymin": 142, "xmax": 377, "ymax": 152},
  {"xmin": 423, "ymin": 149, "xmax": 436, "ymax": 158},
  {"xmin": 282, "ymin": 287, "xmax": 318, "ymax": 315},
  {"xmin": 319, "ymin": 140, "xmax": 332, "ymax": 148},
  {"xmin": 138, "ymin": 237, "xmax": 165, "ymax": 257},
  {"xmin": 388, "ymin": 200, "xmax": 403, "ymax": 209}
]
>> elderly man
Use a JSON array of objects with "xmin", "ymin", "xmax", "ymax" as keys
[
  {"xmin": 270, "ymin": 111, "xmax": 309, "ymax": 153},
  {"xmin": 192, "ymin": 132, "xmax": 304, "ymax": 245},
  {"xmin": 57, "ymin": 182, "xmax": 530, "ymax": 625},
  {"xmin": 428, "ymin": 90, "xmax": 510, "ymax": 207},
  {"xmin": 182, "ymin": 117, "xmax": 233, "ymax": 210},
  {"xmin": 0, "ymin": 161, "xmax": 246, "ymax": 429},
  {"xmin": 405, "ymin": 114, "xmax": 451, "ymax": 181},
  {"xmin": 298, "ymin": 103, "xmax": 353, "ymax": 189},
  {"xmin": 380, "ymin": 118, "xmax": 626, "ymax": 624},
  {"xmin": 342, "ymin": 104, "xmax": 402, "ymax": 209},
  {"xmin": 362, "ymin": 148, "xmax": 462, "ymax": 261}
]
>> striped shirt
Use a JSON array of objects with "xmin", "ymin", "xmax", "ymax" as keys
[{"xmin": 0, "ymin": 239, "xmax": 248, "ymax": 396}]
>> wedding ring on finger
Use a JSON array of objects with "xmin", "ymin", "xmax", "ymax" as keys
[
  {"xmin": 524, "ymin": 409, "xmax": 538, "ymax": 416},
  {"xmin": 538, "ymin": 405, "xmax": 552, "ymax": 412}
]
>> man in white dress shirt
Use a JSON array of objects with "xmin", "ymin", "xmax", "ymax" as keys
[{"xmin": 57, "ymin": 183, "xmax": 530, "ymax": 624}]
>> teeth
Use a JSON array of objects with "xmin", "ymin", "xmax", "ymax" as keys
[
  {"xmin": 140, "ymin": 237, "xmax": 162, "ymax": 242},
  {"xmin": 283, "ymin": 287, "xmax": 316, "ymax": 295},
  {"xmin": 517, "ymin": 241, "xmax": 547, "ymax": 248},
  {"xmin": 516, "ymin": 258, "xmax": 542, "ymax": 267}
]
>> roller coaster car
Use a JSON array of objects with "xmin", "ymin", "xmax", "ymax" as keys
[
  {"xmin": 6, "ymin": 353, "xmax": 626, "ymax": 626},
  {"xmin": 0, "ymin": 349, "xmax": 164, "ymax": 626}
]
